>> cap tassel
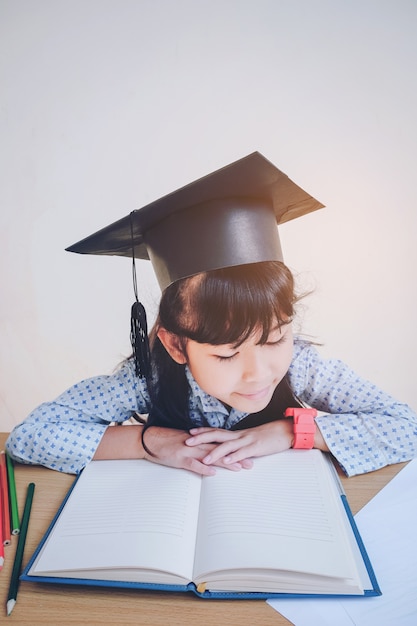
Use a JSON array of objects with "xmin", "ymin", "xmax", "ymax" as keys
[
  {"xmin": 129, "ymin": 211, "xmax": 150, "ymax": 379},
  {"xmin": 130, "ymin": 300, "xmax": 150, "ymax": 378}
]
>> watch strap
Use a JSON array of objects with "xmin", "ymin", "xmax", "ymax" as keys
[{"xmin": 285, "ymin": 407, "xmax": 317, "ymax": 449}]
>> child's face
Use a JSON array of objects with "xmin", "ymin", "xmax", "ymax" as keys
[{"xmin": 185, "ymin": 323, "xmax": 293, "ymax": 413}]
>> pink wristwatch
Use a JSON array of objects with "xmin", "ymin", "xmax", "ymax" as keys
[{"xmin": 285, "ymin": 407, "xmax": 317, "ymax": 449}]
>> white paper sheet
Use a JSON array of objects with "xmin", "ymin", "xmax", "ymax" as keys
[{"xmin": 268, "ymin": 458, "xmax": 417, "ymax": 626}]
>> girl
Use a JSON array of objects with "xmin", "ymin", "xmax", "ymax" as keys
[
  {"xmin": 6, "ymin": 259, "xmax": 417, "ymax": 477},
  {"xmin": 6, "ymin": 154, "xmax": 417, "ymax": 476}
]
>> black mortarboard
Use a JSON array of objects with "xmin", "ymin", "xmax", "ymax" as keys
[
  {"xmin": 67, "ymin": 152, "xmax": 324, "ymax": 290},
  {"xmin": 66, "ymin": 152, "xmax": 324, "ymax": 376}
]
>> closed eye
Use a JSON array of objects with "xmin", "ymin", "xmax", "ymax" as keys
[
  {"xmin": 215, "ymin": 352, "xmax": 239, "ymax": 362},
  {"xmin": 265, "ymin": 334, "xmax": 288, "ymax": 347}
]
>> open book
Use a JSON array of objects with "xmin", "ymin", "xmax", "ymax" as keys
[{"xmin": 22, "ymin": 450, "xmax": 380, "ymax": 599}]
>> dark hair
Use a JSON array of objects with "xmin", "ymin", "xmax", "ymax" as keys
[{"xmin": 145, "ymin": 261, "xmax": 301, "ymax": 430}]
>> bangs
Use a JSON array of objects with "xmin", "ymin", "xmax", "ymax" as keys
[{"xmin": 175, "ymin": 262, "xmax": 295, "ymax": 346}]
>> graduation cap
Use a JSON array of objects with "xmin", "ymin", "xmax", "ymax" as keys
[{"xmin": 67, "ymin": 151, "xmax": 324, "ymax": 377}]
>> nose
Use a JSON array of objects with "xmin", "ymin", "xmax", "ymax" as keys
[{"xmin": 241, "ymin": 348, "xmax": 269, "ymax": 382}]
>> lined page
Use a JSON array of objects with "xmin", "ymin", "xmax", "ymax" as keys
[
  {"xmin": 269, "ymin": 458, "xmax": 417, "ymax": 624},
  {"xmin": 194, "ymin": 450, "xmax": 358, "ymax": 582},
  {"xmin": 31, "ymin": 460, "xmax": 202, "ymax": 582}
]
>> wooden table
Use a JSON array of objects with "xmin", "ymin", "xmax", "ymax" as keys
[{"xmin": 0, "ymin": 432, "xmax": 407, "ymax": 625}]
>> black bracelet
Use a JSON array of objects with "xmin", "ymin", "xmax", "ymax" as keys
[{"xmin": 141, "ymin": 424, "xmax": 157, "ymax": 458}]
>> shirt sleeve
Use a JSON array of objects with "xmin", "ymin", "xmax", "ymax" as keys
[
  {"xmin": 5, "ymin": 359, "xmax": 150, "ymax": 474},
  {"xmin": 288, "ymin": 340, "xmax": 417, "ymax": 476}
]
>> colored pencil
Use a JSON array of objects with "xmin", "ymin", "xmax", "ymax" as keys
[
  {"xmin": 6, "ymin": 453, "xmax": 19, "ymax": 534},
  {"xmin": 0, "ymin": 451, "xmax": 11, "ymax": 545},
  {"xmin": 6, "ymin": 482, "xmax": 35, "ymax": 616}
]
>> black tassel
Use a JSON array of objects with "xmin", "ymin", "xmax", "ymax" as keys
[{"xmin": 130, "ymin": 301, "xmax": 150, "ymax": 379}]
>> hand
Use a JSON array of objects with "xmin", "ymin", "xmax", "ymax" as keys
[
  {"xmin": 184, "ymin": 420, "xmax": 294, "ymax": 467},
  {"xmin": 142, "ymin": 426, "xmax": 253, "ymax": 476}
]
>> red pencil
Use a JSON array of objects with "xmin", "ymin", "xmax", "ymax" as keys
[
  {"xmin": 0, "ymin": 520, "xmax": 3, "ymax": 569},
  {"xmin": 0, "ymin": 451, "xmax": 11, "ymax": 547}
]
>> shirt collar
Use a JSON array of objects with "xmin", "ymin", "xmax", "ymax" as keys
[
  {"xmin": 185, "ymin": 366, "xmax": 249, "ymax": 427},
  {"xmin": 185, "ymin": 366, "xmax": 229, "ymax": 415}
]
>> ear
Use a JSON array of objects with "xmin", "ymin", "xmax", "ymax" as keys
[{"xmin": 157, "ymin": 328, "xmax": 187, "ymax": 364}]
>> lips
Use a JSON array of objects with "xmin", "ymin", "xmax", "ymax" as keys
[{"xmin": 237, "ymin": 386, "xmax": 271, "ymax": 401}]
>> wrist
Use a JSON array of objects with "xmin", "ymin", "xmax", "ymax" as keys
[
  {"xmin": 312, "ymin": 424, "xmax": 329, "ymax": 452},
  {"xmin": 141, "ymin": 425, "xmax": 158, "ymax": 459},
  {"xmin": 259, "ymin": 419, "xmax": 294, "ymax": 452}
]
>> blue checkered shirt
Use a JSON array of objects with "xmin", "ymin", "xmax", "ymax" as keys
[{"xmin": 6, "ymin": 338, "xmax": 417, "ymax": 476}]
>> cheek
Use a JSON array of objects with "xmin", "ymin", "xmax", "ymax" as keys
[
  {"xmin": 197, "ymin": 360, "xmax": 229, "ymax": 385},
  {"xmin": 275, "ymin": 342, "xmax": 293, "ymax": 375},
  {"xmin": 189, "ymin": 359, "xmax": 235, "ymax": 397},
  {"xmin": 285, "ymin": 341, "xmax": 294, "ymax": 364},
  {"xmin": 186, "ymin": 349, "xmax": 218, "ymax": 387}
]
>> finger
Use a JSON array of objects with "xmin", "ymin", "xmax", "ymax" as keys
[
  {"xmin": 202, "ymin": 439, "xmax": 246, "ymax": 465},
  {"xmin": 223, "ymin": 443, "xmax": 253, "ymax": 463},
  {"xmin": 219, "ymin": 462, "xmax": 243, "ymax": 472},
  {"xmin": 188, "ymin": 427, "xmax": 213, "ymax": 435},
  {"xmin": 185, "ymin": 430, "xmax": 240, "ymax": 447},
  {"xmin": 240, "ymin": 458, "xmax": 254, "ymax": 469},
  {"xmin": 186, "ymin": 457, "xmax": 217, "ymax": 476},
  {"xmin": 222, "ymin": 445, "xmax": 258, "ymax": 466}
]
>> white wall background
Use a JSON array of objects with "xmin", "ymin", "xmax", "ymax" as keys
[{"xmin": 1, "ymin": 0, "xmax": 416, "ymax": 432}]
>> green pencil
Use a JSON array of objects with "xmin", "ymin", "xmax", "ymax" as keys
[
  {"xmin": 6, "ymin": 482, "xmax": 35, "ymax": 616},
  {"xmin": 5, "ymin": 453, "xmax": 19, "ymax": 535}
]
